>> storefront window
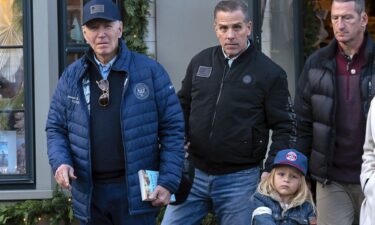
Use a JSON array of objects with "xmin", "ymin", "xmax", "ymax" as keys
[
  {"xmin": 67, "ymin": 0, "xmax": 86, "ymax": 45},
  {"xmin": 0, "ymin": 0, "xmax": 26, "ymax": 176},
  {"xmin": 260, "ymin": 0, "xmax": 297, "ymax": 95}
]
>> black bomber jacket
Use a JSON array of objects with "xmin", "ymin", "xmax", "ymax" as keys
[{"xmin": 178, "ymin": 41, "xmax": 296, "ymax": 175}]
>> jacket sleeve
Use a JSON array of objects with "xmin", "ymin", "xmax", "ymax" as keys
[
  {"xmin": 294, "ymin": 60, "xmax": 314, "ymax": 157},
  {"xmin": 45, "ymin": 70, "xmax": 73, "ymax": 174},
  {"xmin": 361, "ymin": 99, "xmax": 375, "ymax": 192},
  {"xmin": 307, "ymin": 204, "xmax": 317, "ymax": 225},
  {"xmin": 251, "ymin": 194, "xmax": 276, "ymax": 225},
  {"xmin": 153, "ymin": 63, "xmax": 185, "ymax": 193},
  {"xmin": 264, "ymin": 70, "xmax": 297, "ymax": 171},
  {"xmin": 177, "ymin": 59, "xmax": 194, "ymax": 140}
]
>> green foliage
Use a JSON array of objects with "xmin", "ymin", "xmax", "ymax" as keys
[
  {"xmin": 201, "ymin": 213, "xmax": 217, "ymax": 225},
  {"xmin": 0, "ymin": 192, "xmax": 217, "ymax": 225},
  {"xmin": 123, "ymin": 0, "xmax": 150, "ymax": 54},
  {"xmin": 0, "ymin": 188, "xmax": 74, "ymax": 225},
  {"xmin": 0, "ymin": 90, "xmax": 24, "ymax": 130},
  {"xmin": 302, "ymin": 0, "xmax": 320, "ymax": 59}
]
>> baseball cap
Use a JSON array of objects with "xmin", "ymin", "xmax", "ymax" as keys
[
  {"xmin": 273, "ymin": 149, "xmax": 307, "ymax": 176},
  {"xmin": 82, "ymin": 0, "xmax": 121, "ymax": 25}
]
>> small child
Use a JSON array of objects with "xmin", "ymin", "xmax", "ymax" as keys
[{"xmin": 251, "ymin": 149, "xmax": 317, "ymax": 225}]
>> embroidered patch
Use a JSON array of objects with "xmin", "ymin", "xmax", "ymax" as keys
[
  {"xmin": 309, "ymin": 216, "xmax": 317, "ymax": 225},
  {"xmin": 196, "ymin": 66, "xmax": 212, "ymax": 78},
  {"xmin": 68, "ymin": 95, "xmax": 80, "ymax": 104},
  {"xmin": 242, "ymin": 75, "xmax": 252, "ymax": 84},
  {"xmin": 286, "ymin": 151, "xmax": 297, "ymax": 161},
  {"xmin": 134, "ymin": 83, "xmax": 150, "ymax": 100},
  {"xmin": 90, "ymin": 5, "xmax": 104, "ymax": 14}
]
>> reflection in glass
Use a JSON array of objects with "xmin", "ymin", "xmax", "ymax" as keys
[
  {"xmin": 67, "ymin": 0, "xmax": 85, "ymax": 44},
  {"xmin": 67, "ymin": 52, "xmax": 85, "ymax": 65},
  {"xmin": 260, "ymin": 0, "xmax": 296, "ymax": 95},
  {"xmin": 0, "ymin": 0, "xmax": 23, "ymax": 46},
  {"xmin": 0, "ymin": 0, "xmax": 25, "ymax": 175}
]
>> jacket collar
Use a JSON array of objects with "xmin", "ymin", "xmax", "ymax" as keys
[
  {"xmin": 81, "ymin": 39, "xmax": 131, "ymax": 79},
  {"xmin": 316, "ymin": 32, "xmax": 373, "ymax": 72},
  {"xmin": 217, "ymin": 39, "xmax": 256, "ymax": 66}
]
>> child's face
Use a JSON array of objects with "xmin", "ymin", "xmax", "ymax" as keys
[{"xmin": 273, "ymin": 165, "xmax": 302, "ymax": 203}]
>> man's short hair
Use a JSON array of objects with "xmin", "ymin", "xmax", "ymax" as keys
[
  {"xmin": 332, "ymin": 0, "xmax": 366, "ymax": 15},
  {"xmin": 214, "ymin": 0, "xmax": 250, "ymax": 23}
]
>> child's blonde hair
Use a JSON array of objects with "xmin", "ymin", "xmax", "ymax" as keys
[{"xmin": 257, "ymin": 166, "xmax": 316, "ymax": 211}]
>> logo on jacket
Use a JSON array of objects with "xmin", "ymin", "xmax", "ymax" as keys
[
  {"xmin": 134, "ymin": 83, "xmax": 150, "ymax": 100},
  {"xmin": 242, "ymin": 75, "xmax": 252, "ymax": 84},
  {"xmin": 68, "ymin": 95, "xmax": 80, "ymax": 104}
]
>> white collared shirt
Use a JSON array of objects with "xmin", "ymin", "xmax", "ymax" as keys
[
  {"xmin": 93, "ymin": 55, "xmax": 117, "ymax": 80},
  {"xmin": 222, "ymin": 40, "xmax": 250, "ymax": 67}
]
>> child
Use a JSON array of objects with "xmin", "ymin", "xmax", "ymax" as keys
[{"xmin": 251, "ymin": 149, "xmax": 316, "ymax": 225}]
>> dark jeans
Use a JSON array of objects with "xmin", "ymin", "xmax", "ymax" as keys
[{"xmin": 81, "ymin": 180, "xmax": 156, "ymax": 225}]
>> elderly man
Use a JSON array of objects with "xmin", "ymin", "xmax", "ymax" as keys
[{"xmin": 46, "ymin": 0, "xmax": 184, "ymax": 224}]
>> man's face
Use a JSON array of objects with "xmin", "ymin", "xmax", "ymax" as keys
[
  {"xmin": 331, "ymin": 1, "xmax": 367, "ymax": 46},
  {"xmin": 214, "ymin": 10, "xmax": 252, "ymax": 58},
  {"xmin": 82, "ymin": 19, "xmax": 123, "ymax": 63}
]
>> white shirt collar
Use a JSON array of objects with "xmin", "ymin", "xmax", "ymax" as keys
[{"xmin": 221, "ymin": 40, "xmax": 251, "ymax": 67}]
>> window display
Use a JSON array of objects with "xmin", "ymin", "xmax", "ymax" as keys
[{"xmin": 0, "ymin": 0, "xmax": 26, "ymax": 176}]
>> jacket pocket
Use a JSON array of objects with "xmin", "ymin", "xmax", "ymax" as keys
[{"xmin": 251, "ymin": 127, "xmax": 268, "ymax": 159}]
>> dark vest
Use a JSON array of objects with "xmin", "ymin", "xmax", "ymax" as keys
[{"xmin": 89, "ymin": 63, "xmax": 126, "ymax": 182}]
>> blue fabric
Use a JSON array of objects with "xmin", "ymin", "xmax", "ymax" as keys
[
  {"xmin": 162, "ymin": 167, "xmax": 260, "ymax": 225},
  {"xmin": 82, "ymin": 0, "xmax": 121, "ymax": 25},
  {"xmin": 46, "ymin": 40, "xmax": 185, "ymax": 222},
  {"xmin": 273, "ymin": 149, "xmax": 308, "ymax": 176},
  {"xmin": 251, "ymin": 192, "xmax": 316, "ymax": 225},
  {"xmin": 80, "ymin": 180, "xmax": 156, "ymax": 225}
]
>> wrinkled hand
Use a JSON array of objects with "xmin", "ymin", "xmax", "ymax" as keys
[
  {"xmin": 149, "ymin": 185, "xmax": 172, "ymax": 207},
  {"xmin": 261, "ymin": 171, "xmax": 270, "ymax": 181},
  {"xmin": 54, "ymin": 164, "xmax": 77, "ymax": 190}
]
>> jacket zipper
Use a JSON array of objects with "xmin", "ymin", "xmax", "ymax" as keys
[
  {"xmin": 81, "ymin": 60, "xmax": 106, "ymax": 221},
  {"xmin": 77, "ymin": 62, "xmax": 93, "ymax": 222},
  {"xmin": 119, "ymin": 74, "xmax": 130, "ymax": 205},
  {"xmin": 209, "ymin": 64, "xmax": 230, "ymax": 139},
  {"xmin": 369, "ymin": 80, "xmax": 372, "ymax": 98}
]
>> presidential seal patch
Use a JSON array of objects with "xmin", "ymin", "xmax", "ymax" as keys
[{"xmin": 134, "ymin": 83, "xmax": 150, "ymax": 100}]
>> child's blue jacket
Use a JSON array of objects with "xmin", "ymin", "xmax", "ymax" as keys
[{"xmin": 251, "ymin": 192, "xmax": 316, "ymax": 225}]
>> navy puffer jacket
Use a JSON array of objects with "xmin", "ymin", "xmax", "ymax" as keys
[{"xmin": 46, "ymin": 40, "xmax": 185, "ymax": 222}]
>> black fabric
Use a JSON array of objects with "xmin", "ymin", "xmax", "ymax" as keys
[
  {"xmin": 171, "ymin": 156, "xmax": 195, "ymax": 205},
  {"xmin": 294, "ymin": 33, "xmax": 375, "ymax": 184},
  {"xmin": 330, "ymin": 46, "xmax": 366, "ymax": 183},
  {"xmin": 178, "ymin": 40, "xmax": 296, "ymax": 175},
  {"xmin": 89, "ymin": 63, "xmax": 126, "ymax": 182}
]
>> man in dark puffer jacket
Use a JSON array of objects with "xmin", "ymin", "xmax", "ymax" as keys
[
  {"xmin": 295, "ymin": 0, "xmax": 375, "ymax": 224},
  {"xmin": 45, "ymin": 0, "xmax": 184, "ymax": 224}
]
